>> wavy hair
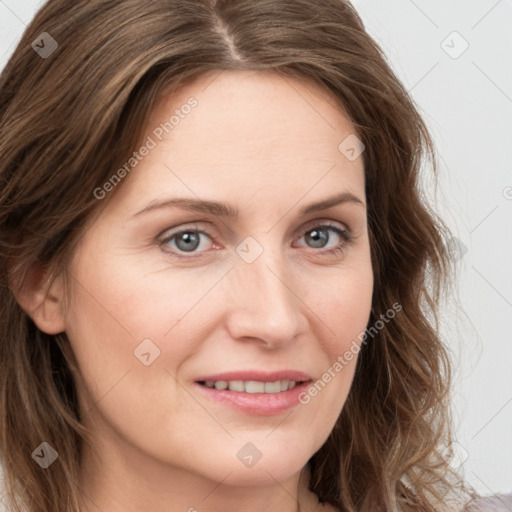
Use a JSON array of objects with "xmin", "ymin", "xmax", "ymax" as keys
[{"xmin": 0, "ymin": 0, "xmax": 477, "ymax": 510}]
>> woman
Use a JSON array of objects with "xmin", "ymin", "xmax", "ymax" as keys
[{"xmin": 0, "ymin": 0, "xmax": 486, "ymax": 510}]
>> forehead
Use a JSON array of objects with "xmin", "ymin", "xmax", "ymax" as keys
[
  {"xmin": 151, "ymin": 69, "xmax": 355, "ymax": 153},
  {"xmin": 105, "ymin": 70, "xmax": 365, "ymax": 216}
]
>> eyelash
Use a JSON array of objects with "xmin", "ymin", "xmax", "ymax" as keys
[{"xmin": 158, "ymin": 221, "xmax": 354, "ymax": 260}]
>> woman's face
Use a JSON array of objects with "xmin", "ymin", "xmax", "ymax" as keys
[{"xmin": 62, "ymin": 70, "xmax": 373, "ymax": 486}]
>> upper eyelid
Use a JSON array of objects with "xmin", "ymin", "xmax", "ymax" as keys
[
  {"xmin": 159, "ymin": 217, "xmax": 349, "ymax": 237},
  {"xmin": 298, "ymin": 218, "xmax": 349, "ymax": 233},
  {"xmin": 158, "ymin": 218, "xmax": 351, "ymax": 247}
]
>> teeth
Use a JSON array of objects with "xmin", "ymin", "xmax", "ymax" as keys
[
  {"xmin": 202, "ymin": 379, "xmax": 299, "ymax": 393},
  {"xmin": 245, "ymin": 381, "xmax": 265, "ymax": 393},
  {"xmin": 264, "ymin": 381, "xmax": 281, "ymax": 393},
  {"xmin": 228, "ymin": 380, "xmax": 245, "ymax": 392}
]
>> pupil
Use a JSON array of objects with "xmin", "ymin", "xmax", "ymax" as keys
[
  {"xmin": 177, "ymin": 232, "xmax": 200, "ymax": 252},
  {"xmin": 307, "ymin": 228, "xmax": 327, "ymax": 248}
]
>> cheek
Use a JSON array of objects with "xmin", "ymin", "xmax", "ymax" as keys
[
  {"xmin": 63, "ymin": 252, "xmax": 227, "ymax": 407},
  {"xmin": 294, "ymin": 262, "xmax": 373, "ymax": 442},
  {"xmin": 63, "ymin": 280, "xmax": 136, "ymax": 411},
  {"xmin": 63, "ymin": 254, "xmax": 159, "ymax": 408},
  {"xmin": 313, "ymin": 263, "xmax": 373, "ymax": 354}
]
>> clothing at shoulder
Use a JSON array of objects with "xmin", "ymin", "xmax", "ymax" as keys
[
  {"xmin": 318, "ymin": 494, "xmax": 512, "ymax": 512},
  {"xmin": 463, "ymin": 494, "xmax": 512, "ymax": 511}
]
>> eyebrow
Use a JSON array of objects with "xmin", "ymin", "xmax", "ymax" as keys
[{"xmin": 131, "ymin": 191, "xmax": 365, "ymax": 220}]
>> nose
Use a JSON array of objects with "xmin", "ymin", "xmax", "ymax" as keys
[{"xmin": 224, "ymin": 248, "xmax": 308, "ymax": 349}]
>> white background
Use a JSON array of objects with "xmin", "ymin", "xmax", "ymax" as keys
[{"xmin": 1, "ymin": 0, "xmax": 511, "ymax": 501}]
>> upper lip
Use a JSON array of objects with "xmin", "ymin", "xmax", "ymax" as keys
[{"xmin": 195, "ymin": 370, "xmax": 312, "ymax": 383}]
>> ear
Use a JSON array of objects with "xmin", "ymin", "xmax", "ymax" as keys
[{"xmin": 10, "ymin": 263, "xmax": 67, "ymax": 335}]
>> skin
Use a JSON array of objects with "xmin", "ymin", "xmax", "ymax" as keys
[{"xmin": 24, "ymin": 70, "xmax": 373, "ymax": 512}]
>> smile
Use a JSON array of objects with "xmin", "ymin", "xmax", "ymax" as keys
[
  {"xmin": 199, "ymin": 379, "xmax": 298, "ymax": 393},
  {"xmin": 193, "ymin": 371, "xmax": 313, "ymax": 416}
]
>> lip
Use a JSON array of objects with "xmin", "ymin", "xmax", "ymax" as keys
[
  {"xmin": 195, "ymin": 370, "xmax": 312, "ymax": 383},
  {"xmin": 193, "ymin": 370, "xmax": 313, "ymax": 416}
]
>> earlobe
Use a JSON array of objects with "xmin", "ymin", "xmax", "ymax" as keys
[{"xmin": 10, "ymin": 264, "xmax": 67, "ymax": 335}]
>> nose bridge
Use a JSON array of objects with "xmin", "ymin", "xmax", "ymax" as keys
[{"xmin": 226, "ymin": 241, "xmax": 305, "ymax": 346}]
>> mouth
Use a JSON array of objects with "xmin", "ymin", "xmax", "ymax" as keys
[
  {"xmin": 194, "ymin": 371, "xmax": 313, "ymax": 416},
  {"xmin": 198, "ymin": 379, "xmax": 300, "ymax": 393}
]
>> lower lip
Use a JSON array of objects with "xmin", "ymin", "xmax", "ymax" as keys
[{"xmin": 194, "ymin": 382, "xmax": 311, "ymax": 416}]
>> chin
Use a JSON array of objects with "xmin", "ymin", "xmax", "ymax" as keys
[
  {"xmin": 214, "ymin": 459, "xmax": 307, "ymax": 487},
  {"xmin": 192, "ymin": 438, "xmax": 313, "ymax": 486}
]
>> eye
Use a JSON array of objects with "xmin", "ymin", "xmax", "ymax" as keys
[
  {"xmin": 294, "ymin": 222, "xmax": 353, "ymax": 257},
  {"xmin": 159, "ymin": 224, "xmax": 215, "ymax": 257},
  {"xmin": 158, "ymin": 221, "xmax": 353, "ymax": 259}
]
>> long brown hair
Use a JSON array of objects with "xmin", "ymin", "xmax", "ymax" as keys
[{"xmin": 0, "ymin": 0, "xmax": 477, "ymax": 510}]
